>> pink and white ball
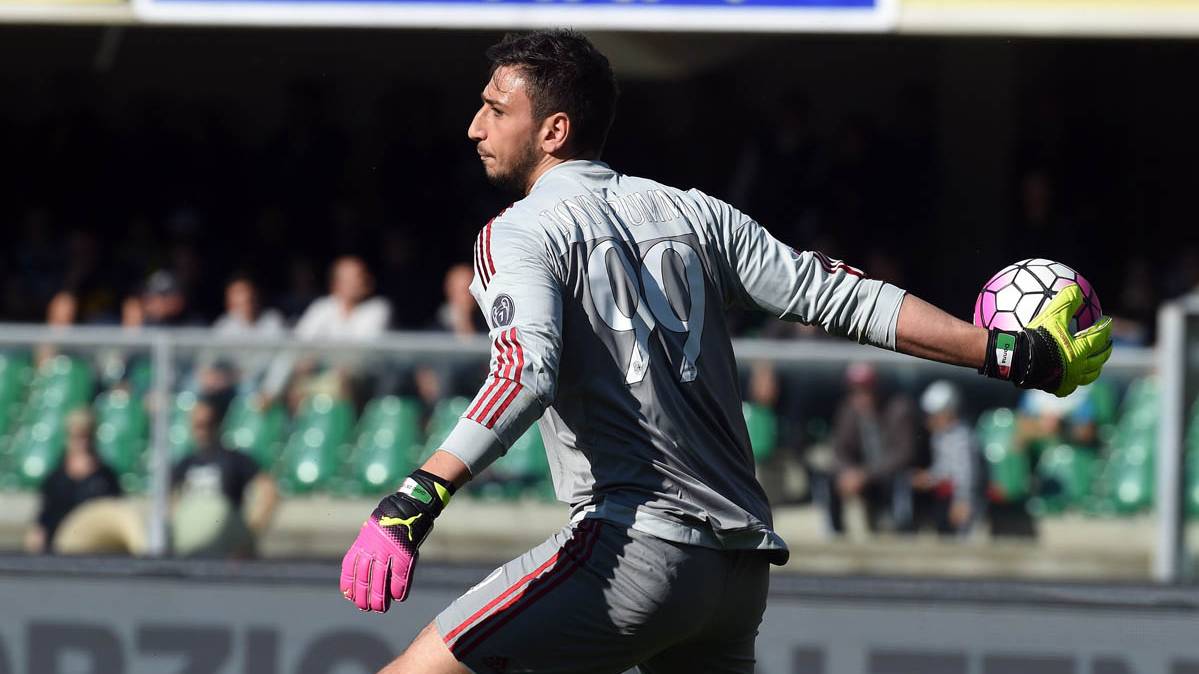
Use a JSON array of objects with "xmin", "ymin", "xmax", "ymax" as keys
[{"xmin": 973, "ymin": 258, "xmax": 1102, "ymax": 333}]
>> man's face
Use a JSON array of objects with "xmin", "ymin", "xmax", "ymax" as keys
[
  {"xmin": 467, "ymin": 65, "xmax": 542, "ymax": 194},
  {"xmin": 332, "ymin": 259, "xmax": 371, "ymax": 305},
  {"xmin": 143, "ymin": 292, "xmax": 184, "ymax": 322},
  {"xmin": 226, "ymin": 280, "xmax": 257, "ymax": 320},
  {"xmin": 444, "ymin": 264, "xmax": 474, "ymax": 308},
  {"xmin": 191, "ymin": 403, "xmax": 215, "ymax": 447}
]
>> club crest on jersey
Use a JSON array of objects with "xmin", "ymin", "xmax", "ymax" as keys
[{"xmin": 491, "ymin": 294, "xmax": 515, "ymax": 327}]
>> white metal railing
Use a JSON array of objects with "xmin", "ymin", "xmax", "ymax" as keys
[{"xmin": 0, "ymin": 323, "xmax": 1160, "ymax": 558}]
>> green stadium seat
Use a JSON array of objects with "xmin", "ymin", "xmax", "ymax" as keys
[
  {"xmin": 742, "ymin": 402, "xmax": 778, "ymax": 463},
  {"xmin": 1029, "ymin": 443, "xmax": 1096, "ymax": 515},
  {"xmin": 1089, "ymin": 376, "xmax": 1158, "ymax": 515},
  {"xmin": 93, "ymin": 390, "xmax": 148, "ymax": 478},
  {"xmin": 1087, "ymin": 378, "xmax": 1120, "ymax": 444},
  {"xmin": 5, "ymin": 356, "xmax": 95, "ymax": 489},
  {"xmin": 1093, "ymin": 427, "xmax": 1156, "ymax": 515},
  {"xmin": 22, "ymin": 355, "xmax": 93, "ymax": 418},
  {"xmin": 169, "ymin": 391, "xmax": 199, "ymax": 463},
  {"xmin": 0, "ymin": 352, "xmax": 31, "ymax": 443},
  {"xmin": 346, "ymin": 396, "xmax": 423, "ymax": 493},
  {"xmin": 7, "ymin": 410, "xmax": 67, "ymax": 488},
  {"xmin": 977, "ymin": 408, "xmax": 1029, "ymax": 502},
  {"xmin": 278, "ymin": 394, "xmax": 354, "ymax": 493},
  {"xmin": 221, "ymin": 394, "xmax": 288, "ymax": 469}
]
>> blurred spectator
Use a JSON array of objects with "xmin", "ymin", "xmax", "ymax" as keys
[
  {"xmin": 141, "ymin": 270, "xmax": 202, "ymax": 327},
  {"xmin": 260, "ymin": 255, "xmax": 391, "ymax": 409},
  {"xmin": 1016, "ymin": 387, "xmax": 1097, "ymax": 456},
  {"xmin": 913, "ymin": 380, "xmax": 983, "ymax": 536},
  {"xmin": 171, "ymin": 397, "xmax": 278, "ymax": 558},
  {"xmin": 414, "ymin": 263, "xmax": 488, "ymax": 406},
  {"xmin": 121, "ymin": 294, "xmax": 145, "ymax": 328},
  {"xmin": 278, "ymin": 255, "xmax": 321, "ymax": 321},
  {"xmin": 62, "ymin": 229, "xmax": 119, "ymax": 323},
  {"xmin": 95, "ymin": 270, "xmax": 199, "ymax": 398},
  {"xmin": 25, "ymin": 409, "xmax": 122, "ymax": 554},
  {"xmin": 34, "ymin": 290, "xmax": 79, "ymax": 367},
  {"xmin": 816, "ymin": 362, "xmax": 920, "ymax": 535},
  {"xmin": 435, "ymin": 263, "xmax": 486, "ymax": 336},
  {"xmin": 194, "ymin": 275, "xmax": 286, "ymax": 402}
]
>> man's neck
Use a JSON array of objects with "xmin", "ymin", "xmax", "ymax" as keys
[{"xmin": 524, "ymin": 153, "xmax": 591, "ymax": 195}]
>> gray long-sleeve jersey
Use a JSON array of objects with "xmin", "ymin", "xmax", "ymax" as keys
[{"xmin": 442, "ymin": 160, "xmax": 907, "ymax": 563}]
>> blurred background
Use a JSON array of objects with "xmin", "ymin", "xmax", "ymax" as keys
[{"xmin": 2, "ymin": 0, "xmax": 1199, "ymax": 672}]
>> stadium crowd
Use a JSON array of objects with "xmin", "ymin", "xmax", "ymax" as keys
[{"xmin": 4, "ymin": 41, "xmax": 1198, "ymax": 557}]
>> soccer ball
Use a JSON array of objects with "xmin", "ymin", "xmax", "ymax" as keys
[{"xmin": 973, "ymin": 258, "xmax": 1102, "ymax": 333}]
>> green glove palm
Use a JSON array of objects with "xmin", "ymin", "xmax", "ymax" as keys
[
  {"xmin": 1026, "ymin": 284, "xmax": 1113, "ymax": 396},
  {"xmin": 981, "ymin": 283, "xmax": 1114, "ymax": 397}
]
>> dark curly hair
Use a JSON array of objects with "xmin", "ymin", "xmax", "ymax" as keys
[{"xmin": 485, "ymin": 30, "xmax": 619, "ymax": 158}]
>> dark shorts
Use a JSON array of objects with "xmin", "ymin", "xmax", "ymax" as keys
[{"xmin": 435, "ymin": 519, "xmax": 770, "ymax": 674}]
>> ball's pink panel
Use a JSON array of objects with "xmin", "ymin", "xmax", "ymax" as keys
[
  {"xmin": 989, "ymin": 311, "xmax": 1023, "ymax": 331},
  {"xmin": 974, "ymin": 290, "xmax": 999, "ymax": 328},
  {"xmin": 983, "ymin": 266, "xmax": 1018, "ymax": 293},
  {"xmin": 974, "ymin": 260, "xmax": 1102, "ymax": 331}
]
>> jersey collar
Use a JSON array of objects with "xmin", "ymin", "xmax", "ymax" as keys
[{"xmin": 529, "ymin": 159, "xmax": 612, "ymax": 194}]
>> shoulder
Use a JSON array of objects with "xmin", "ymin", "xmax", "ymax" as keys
[
  {"xmin": 946, "ymin": 424, "xmax": 976, "ymax": 447},
  {"xmin": 357, "ymin": 296, "xmax": 392, "ymax": 315},
  {"xmin": 43, "ymin": 465, "xmax": 68, "ymax": 487},
  {"xmin": 473, "ymin": 203, "xmax": 558, "ymax": 282},
  {"xmin": 258, "ymin": 309, "xmax": 286, "ymax": 330},
  {"xmin": 302, "ymin": 296, "xmax": 337, "ymax": 318},
  {"xmin": 97, "ymin": 464, "xmax": 121, "ymax": 488},
  {"xmin": 222, "ymin": 447, "xmax": 258, "ymax": 469}
]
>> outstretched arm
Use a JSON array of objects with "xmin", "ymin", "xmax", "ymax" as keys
[
  {"xmin": 895, "ymin": 286, "xmax": 1112, "ymax": 398},
  {"xmin": 702, "ymin": 190, "xmax": 1112, "ymax": 397},
  {"xmin": 894, "ymin": 294, "xmax": 988, "ymax": 369},
  {"xmin": 419, "ymin": 450, "xmax": 473, "ymax": 490}
]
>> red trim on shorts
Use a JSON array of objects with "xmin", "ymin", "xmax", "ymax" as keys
[
  {"xmin": 443, "ymin": 520, "xmax": 599, "ymax": 652},
  {"xmin": 450, "ymin": 521, "xmax": 602, "ymax": 659}
]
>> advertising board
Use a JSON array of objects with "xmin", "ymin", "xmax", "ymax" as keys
[{"xmin": 131, "ymin": 0, "xmax": 895, "ymax": 32}]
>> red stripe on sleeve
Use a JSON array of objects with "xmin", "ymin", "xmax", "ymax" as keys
[
  {"xmin": 484, "ymin": 218, "xmax": 496, "ymax": 276},
  {"xmin": 474, "ymin": 235, "xmax": 487, "ymax": 288},
  {"xmin": 486, "ymin": 330, "xmax": 524, "ymax": 427},
  {"xmin": 474, "ymin": 380, "xmax": 513, "ymax": 426},
  {"xmin": 466, "ymin": 335, "xmax": 505, "ymax": 421}
]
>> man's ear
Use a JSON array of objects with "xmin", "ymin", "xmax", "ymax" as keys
[{"xmin": 539, "ymin": 112, "xmax": 571, "ymax": 155}]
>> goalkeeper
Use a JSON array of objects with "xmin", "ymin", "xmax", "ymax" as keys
[{"xmin": 340, "ymin": 30, "xmax": 1112, "ymax": 674}]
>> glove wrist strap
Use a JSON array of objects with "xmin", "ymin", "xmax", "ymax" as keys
[
  {"xmin": 397, "ymin": 470, "xmax": 456, "ymax": 516},
  {"xmin": 981, "ymin": 329, "xmax": 1020, "ymax": 381},
  {"xmin": 1017, "ymin": 327, "xmax": 1064, "ymax": 392}
]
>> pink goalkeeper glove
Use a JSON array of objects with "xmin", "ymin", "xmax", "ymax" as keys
[{"xmin": 339, "ymin": 470, "xmax": 454, "ymax": 612}]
